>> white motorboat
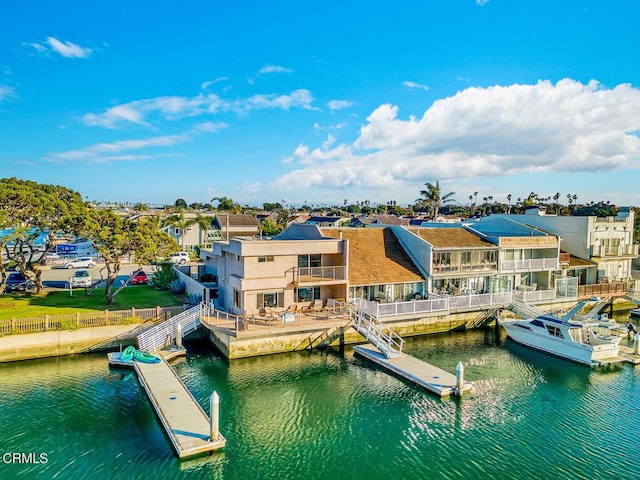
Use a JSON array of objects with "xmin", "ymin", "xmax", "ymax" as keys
[{"xmin": 499, "ymin": 302, "xmax": 622, "ymax": 366}]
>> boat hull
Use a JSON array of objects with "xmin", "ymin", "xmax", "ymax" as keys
[{"xmin": 501, "ymin": 321, "xmax": 619, "ymax": 366}]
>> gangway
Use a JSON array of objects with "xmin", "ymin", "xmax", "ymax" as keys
[
  {"xmin": 352, "ymin": 304, "xmax": 471, "ymax": 397},
  {"xmin": 137, "ymin": 304, "xmax": 201, "ymax": 352},
  {"xmin": 353, "ymin": 307, "xmax": 404, "ymax": 358}
]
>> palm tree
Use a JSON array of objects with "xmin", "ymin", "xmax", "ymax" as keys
[
  {"xmin": 193, "ymin": 213, "xmax": 214, "ymax": 248},
  {"xmin": 417, "ymin": 181, "xmax": 456, "ymax": 219},
  {"xmin": 164, "ymin": 209, "xmax": 196, "ymax": 251},
  {"xmin": 506, "ymin": 194, "xmax": 512, "ymax": 214}
]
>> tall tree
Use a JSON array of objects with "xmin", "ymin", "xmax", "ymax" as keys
[
  {"xmin": 211, "ymin": 196, "xmax": 236, "ymax": 211},
  {"xmin": 193, "ymin": 213, "xmax": 214, "ymax": 248},
  {"xmin": 417, "ymin": 181, "xmax": 456, "ymax": 219},
  {"xmin": 0, "ymin": 178, "xmax": 88, "ymax": 293},
  {"xmin": 81, "ymin": 210, "xmax": 177, "ymax": 304},
  {"xmin": 164, "ymin": 209, "xmax": 196, "ymax": 250},
  {"xmin": 174, "ymin": 198, "xmax": 187, "ymax": 208}
]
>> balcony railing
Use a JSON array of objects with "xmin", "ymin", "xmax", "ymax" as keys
[
  {"xmin": 432, "ymin": 262, "xmax": 497, "ymax": 274},
  {"xmin": 499, "ymin": 258, "xmax": 558, "ymax": 272},
  {"xmin": 590, "ymin": 244, "xmax": 639, "ymax": 257},
  {"xmin": 293, "ymin": 266, "xmax": 346, "ymax": 284}
]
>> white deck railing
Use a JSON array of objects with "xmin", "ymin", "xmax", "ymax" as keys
[
  {"xmin": 294, "ymin": 266, "xmax": 346, "ymax": 282},
  {"xmin": 513, "ymin": 289, "xmax": 556, "ymax": 303},
  {"xmin": 357, "ymin": 292, "xmax": 514, "ymax": 319},
  {"xmin": 499, "ymin": 258, "xmax": 558, "ymax": 271},
  {"xmin": 137, "ymin": 305, "xmax": 201, "ymax": 352}
]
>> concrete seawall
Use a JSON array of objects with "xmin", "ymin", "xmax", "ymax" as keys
[
  {"xmin": 207, "ymin": 311, "xmax": 478, "ymax": 359},
  {"xmin": 0, "ymin": 324, "xmax": 145, "ymax": 362}
]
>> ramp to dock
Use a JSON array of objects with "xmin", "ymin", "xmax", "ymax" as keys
[
  {"xmin": 134, "ymin": 351, "xmax": 226, "ymax": 458},
  {"xmin": 354, "ymin": 344, "xmax": 472, "ymax": 397}
]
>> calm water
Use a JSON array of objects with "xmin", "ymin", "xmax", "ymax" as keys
[{"xmin": 2, "ymin": 324, "xmax": 640, "ymax": 479}]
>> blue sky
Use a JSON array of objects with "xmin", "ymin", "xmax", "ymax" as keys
[{"xmin": 1, "ymin": 0, "xmax": 639, "ymax": 208}]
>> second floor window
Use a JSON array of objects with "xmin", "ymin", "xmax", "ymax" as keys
[{"xmin": 298, "ymin": 254, "xmax": 321, "ymax": 268}]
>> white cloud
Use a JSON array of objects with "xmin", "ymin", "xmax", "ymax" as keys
[
  {"xmin": 273, "ymin": 79, "xmax": 640, "ymax": 191},
  {"xmin": 0, "ymin": 85, "xmax": 16, "ymax": 102},
  {"xmin": 201, "ymin": 77, "xmax": 228, "ymax": 90},
  {"xmin": 84, "ymin": 89, "xmax": 314, "ymax": 128},
  {"xmin": 25, "ymin": 37, "xmax": 92, "ymax": 58},
  {"xmin": 47, "ymin": 134, "xmax": 189, "ymax": 163},
  {"xmin": 328, "ymin": 100, "xmax": 353, "ymax": 111},
  {"xmin": 46, "ymin": 37, "xmax": 92, "ymax": 58},
  {"xmin": 196, "ymin": 121, "xmax": 227, "ymax": 132},
  {"xmin": 403, "ymin": 81, "xmax": 429, "ymax": 91},
  {"xmin": 477, "ymin": 0, "xmax": 490, "ymax": 5},
  {"xmin": 258, "ymin": 64, "xmax": 293, "ymax": 74}
]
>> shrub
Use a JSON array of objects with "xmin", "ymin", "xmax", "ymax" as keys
[
  {"xmin": 168, "ymin": 279, "xmax": 186, "ymax": 295},
  {"xmin": 151, "ymin": 262, "xmax": 176, "ymax": 290},
  {"xmin": 183, "ymin": 293, "xmax": 202, "ymax": 306}
]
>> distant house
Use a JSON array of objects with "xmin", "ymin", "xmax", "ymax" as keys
[
  {"xmin": 373, "ymin": 214, "xmax": 408, "ymax": 226},
  {"xmin": 348, "ymin": 217, "xmax": 377, "ymax": 228},
  {"xmin": 304, "ymin": 216, "xmax": 349, "ymax": 227},
  {"xmin": 211, "ymin": 214, "xmax": 261, "ymax": 240},
  {"xmin": 162, "ymin": 213, "xmax": 215, "ymax": 250}
]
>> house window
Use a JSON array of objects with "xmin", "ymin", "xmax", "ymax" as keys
[
  {"xmin": 258, "ymin": 255, "xmax": 274, "ymax": 263},
  {"xmin": 257, "ymin": 291, "xmax": 284, "ymax": 308},
  {"xmin": 298, "ymin": 254, "xmax": 321, "ymax": 268},
  {"xmin": 296, "ymin": 286, "xmax": 320, "ymax": 302},
  {"xmin": 433, "ymin": 252, "xmax": 452, "ymax": 272},
  {"xmin": 233, "ymin": 289, "xmax": 241, "ymax": 308}
]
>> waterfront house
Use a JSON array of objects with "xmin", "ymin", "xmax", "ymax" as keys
[
  {"xmin": 469, "ymin": 216, "xmax": 561, "ymax": 293},
  {"xmin": 403, "ymin": 227, "xmax": 500, "ymax": 295},
  {"xmin": 200, "ymin": 224, "xmax": 348, "ymax": 315},
  {"xmin": 500, "ymin": 207, "xmax": 639, "ymax": 284},
  {"xmin": 321, "ymin": 228, "xmax": 425, "ymax": 302}
]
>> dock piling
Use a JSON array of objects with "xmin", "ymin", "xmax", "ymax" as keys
[
  {"xmin": 634, "ymin": 333, "xmax": 640, "ymax": 355},
  {"xmin": 210, "ymin": 391, "xmax": 219, "ymax": 442},
  {"xmin": 456, "ymin": 362, "xmax": 464, "ymax": 396},
  {"xmin": 176, "ymin": 322, "xmax": 183, "ymax": 348}
]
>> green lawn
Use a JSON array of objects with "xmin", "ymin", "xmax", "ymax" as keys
[{"xmin": 0, "ymin": 286, "xmax": 181, "ymax": 320}]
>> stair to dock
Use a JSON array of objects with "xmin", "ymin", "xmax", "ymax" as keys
[{"xmin": 466, "ymin": 308, "xmax": 499, "ymax": 329}]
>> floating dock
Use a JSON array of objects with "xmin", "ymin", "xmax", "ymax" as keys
[
  {"xmin": 353, "ymin": 344, "xmax": 472, "ymax": 397},
  {"xmin": 109, "ymin": 348, "xmax": 226, "ymax": 458}
]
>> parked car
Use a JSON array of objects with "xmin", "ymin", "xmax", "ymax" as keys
[
  {"xmin": 3, "ymin": 272, "xmax": 32, "ymax": 291},
  {"xmin": 131, "ymin": 270, "xmax": 148, "ymax": 285},
  {"xmin": 63, "ymin": 257, "xmax": 96, "ymax": 269},
  {"xmin": 169, "ymin": 252, "xmax": 190, "ymax": 265},
  {"xmin": 70, "ymin": 270, "xmax": 92, "ymax": 287}
]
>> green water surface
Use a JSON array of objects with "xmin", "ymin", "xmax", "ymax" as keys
[{"xmin": 1, "ymin": 327, "xmax": 639, "ymax": 479}]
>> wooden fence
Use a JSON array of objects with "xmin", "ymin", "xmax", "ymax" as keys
[{"xmin": 0, "ymin": 305, "xmax": 186, "ymax": 336}]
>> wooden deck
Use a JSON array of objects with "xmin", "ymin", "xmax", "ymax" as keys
[
  {"xmin": 353, "ymin": 344, "xmax": 472, "ymax": 397},
  {"xmin": 109, "ymin": 349, "xmax": 226, "ymax": 458}
]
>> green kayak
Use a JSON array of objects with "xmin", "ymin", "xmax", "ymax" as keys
[
  {"xmin": 133, "ymin": 349, "xmax": 161, "ymax": 364},
  {"xmin": 120, "ymin": 345, "xmax": 136, "ymax": 362}
]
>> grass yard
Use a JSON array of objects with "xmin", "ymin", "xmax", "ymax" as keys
[{"xmin": 0, "ymin": 285, "xmax": 181, "ymax": 320}]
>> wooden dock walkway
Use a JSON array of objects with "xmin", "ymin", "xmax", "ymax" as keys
[
  {"xmin": 108, "ymin": 349, "xmax": 226, "ymax": 458},
  {"xmin": 353, "ymin": 344, "xmax": 472, "ymax": 397}
]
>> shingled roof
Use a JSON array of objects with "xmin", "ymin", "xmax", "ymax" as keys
[
  {"xmin": 410, "ymin": 227, "xmax": 495, "ymax": 249},
  {"xmin": 214, "ymin": 214, "xmax": 260, "ymax": 227},
  {"xmin": 322, "ymin": 228, "xmax": 423, "ymax": 285}
]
